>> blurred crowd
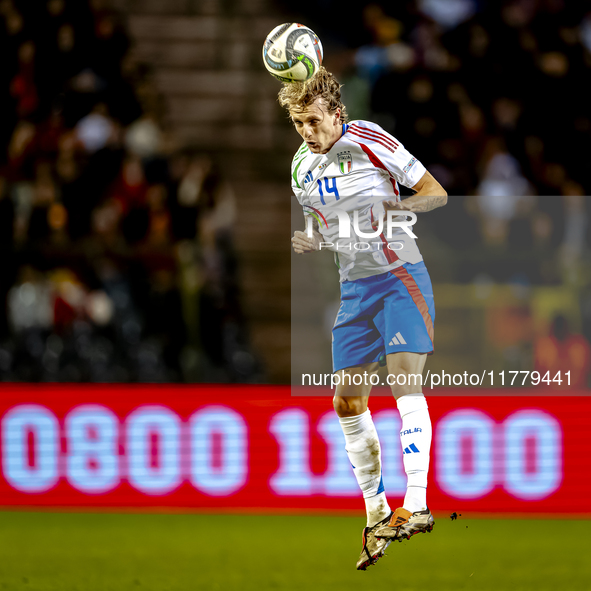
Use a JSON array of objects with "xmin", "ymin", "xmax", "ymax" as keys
[
  {"xmin": 1, "ymin": 0, "xmax": 590, "ymax": 384},
  {"xmin": 304, "ymin": 0, "xmax": 591, "ymax": 286},
  {"xmin": 423, "ymin": 195, "xmax": 588, "ymax": 286},
  {"xmin": 317, "ymin": 0, "xmax": 591, "ymax": 199},
  {"xmin": 0, "ymin": 0, "xmax": 256, "ymax": 382},
  {"xmin": 304, "ymin": 0, "xmax": 591, "ymax": 383}
]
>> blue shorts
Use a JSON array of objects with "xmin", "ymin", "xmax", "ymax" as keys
[{"xmin": 332, "ymin": 261, "xmax": 435, "ymax": 372}]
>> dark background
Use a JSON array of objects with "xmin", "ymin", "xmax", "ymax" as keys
[{"xmin": 0, "ymin": 0, "xmax": 589, "ymax": 385}]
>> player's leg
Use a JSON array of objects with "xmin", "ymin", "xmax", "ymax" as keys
[
  {"xmin": 375, "ymin": 352, "xmax": 434, "ymax": 541},
  {"xmin": 333, "ymin": 362, "xmax": 390, "ymax": 526},
  {"xmin": 332, "ymin": 276, "xmax": 395, "ymax": 568},
  {"xmin": 372, "ymin": 261, "xmax": 436, "ymax": 541},
  {"xmin": 333, "ymin": 363, "xmax": 393, "ymax": 570},
  {"xmin": 388, "ymin": 352, "xmax": 432, "ymax": 512}
]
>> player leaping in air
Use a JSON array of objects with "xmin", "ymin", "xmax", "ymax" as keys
[{"xmin": 280, "ymin": 67, "xmax": 447, "ymax": 570}]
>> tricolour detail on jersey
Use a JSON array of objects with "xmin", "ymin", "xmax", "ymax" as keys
[
  {"xmin": 292, "ymin": 142, "xmax": 308, "ymax": 165},
  {"xmin": 337, "ymin": 151, "xmax": 353, "ymax": 174},
  {"xmin": 389, "ymin": 266, "xmax": 434, "ymax": 344},
  {"xmin": 403, "ymin": 157, "xmax": 417, "ymax": 173},
  {"xmin": 348, "ymin": 125, "xmax": 399, "ymax": 153},
  {"xmin": 355, "ymin": 142, "xmax": 400, "ymax": 196},
  {"xmin": 294, "ymin": 141, "xmax": 308, "ymax": 156},
  {"xmin": 303, "ymin": 205, "xmax": 329, "ymax": 229},
  {"xmin": 292, "ymin": 157, "xmax": 305, "ymax": 188},
  {"xmin": 291, "ymin": 143, "xmax": 308, "ymax": 189}
]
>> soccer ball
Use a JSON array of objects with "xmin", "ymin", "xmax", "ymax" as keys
[{"xmin": 262, "ymin": 23, "xmax": 323, "ymax": 83}]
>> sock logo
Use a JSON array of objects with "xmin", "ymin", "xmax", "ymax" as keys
[
  {"xmin": 400, "ymin": 428, "xmax": 422, "ymax": 436},
  {"xmin": 403, "ymin": 443, "xmax": 420, "ymax": 455}
]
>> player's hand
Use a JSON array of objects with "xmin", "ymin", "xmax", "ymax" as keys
[{"xmin": 291, "ymin": 230, "xmax": 321, "ymax": 254}]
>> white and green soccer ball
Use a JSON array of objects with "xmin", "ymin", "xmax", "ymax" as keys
[{"xmin": 262, "ymin": 23, "xmax": 323, "ymax": 83}]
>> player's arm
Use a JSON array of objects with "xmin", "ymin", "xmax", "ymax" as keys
[
  {"xmin": 292, "ymin": 216, "xmax": 323, "ymax": 254},
  {"xmin": 291, "ymin": 149, "xmax": 323, "ymax": 254},
  {"xmin": 388, "ymin": 171, "xmax": 447, "ymax": 212}
]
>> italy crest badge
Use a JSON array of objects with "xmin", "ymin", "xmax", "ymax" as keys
[{"xmin": 337, "ymin": 151, "xmax": 352, "ymax": 174}]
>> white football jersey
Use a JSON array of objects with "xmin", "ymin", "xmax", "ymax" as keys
[{"xmin": 292, "ymin": 120, "xmax": 426, "ymax": 282}]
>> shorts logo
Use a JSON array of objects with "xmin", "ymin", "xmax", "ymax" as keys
[
  {"xmin": 388, "ymin": 332, "xmax": 407, "ymax": 346},
  {"xmin": 403, "ymin": 157, "xmax": 417, "ymax": 173},
  {"xmin": 337, "ymin": 151, "xmax": 353, "ymax": 174}
]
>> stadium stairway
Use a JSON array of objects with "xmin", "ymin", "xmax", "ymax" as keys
[{"xmin": 119, "ymin": 0, "xmax": 299, "ymax": 382}]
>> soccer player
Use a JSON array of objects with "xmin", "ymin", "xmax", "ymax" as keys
[{"xmin": 280, "ymin": 67, "xmax": 447, "ymax": 570}]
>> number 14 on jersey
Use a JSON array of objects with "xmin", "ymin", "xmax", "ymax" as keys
[{"xmin": 317, "ymin": 177, "xmax": 339, "ymax": 204}]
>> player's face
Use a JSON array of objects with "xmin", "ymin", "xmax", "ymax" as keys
[{"xmin": 290, "ymin": 99, "xmax": 342, "ymax": 154}]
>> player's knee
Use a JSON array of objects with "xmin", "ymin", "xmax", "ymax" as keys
[
  {"xmin": 333, "ymin": 396, "xmax": 367, "ymax": 417},
  {"xmin": 389, "ymin": 375, "xmax": 424, "ymax": 399},
  {"xmin": 390, "ymin": 384, "xmax": 415, "ymax": 400},
  {"xmin": 387, "ymin": 354, "xmax": 426, "ymax": 399}
]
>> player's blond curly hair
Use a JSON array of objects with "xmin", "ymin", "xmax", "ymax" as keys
[{"xmin": 278, "ymin": 67, "xmax": 349, "ymax": 123}]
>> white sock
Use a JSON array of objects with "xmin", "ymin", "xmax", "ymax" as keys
[
  {"xmin": 339, "ymin": 409, "xmax": 391, "ymax": 527},
  {"xmin": 397, "ymin": 394, "xmax": 432, "ymax": 513}
]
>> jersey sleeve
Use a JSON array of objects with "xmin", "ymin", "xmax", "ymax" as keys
[
  {"xmin": 291, "ymin": 142, "xmax": 309, "ymax": 206},
  {"xmin": 292, "ymin": 178, "xmax": 305, "ymax": 205},
  {"xmin": 349, "ymin": 121, "xmax": 427, "ymax": 189}
]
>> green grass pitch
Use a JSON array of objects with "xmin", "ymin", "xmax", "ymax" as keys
[{"xmin": 0, "ymin": 511, "xmax": 588, "ymax": 591}]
